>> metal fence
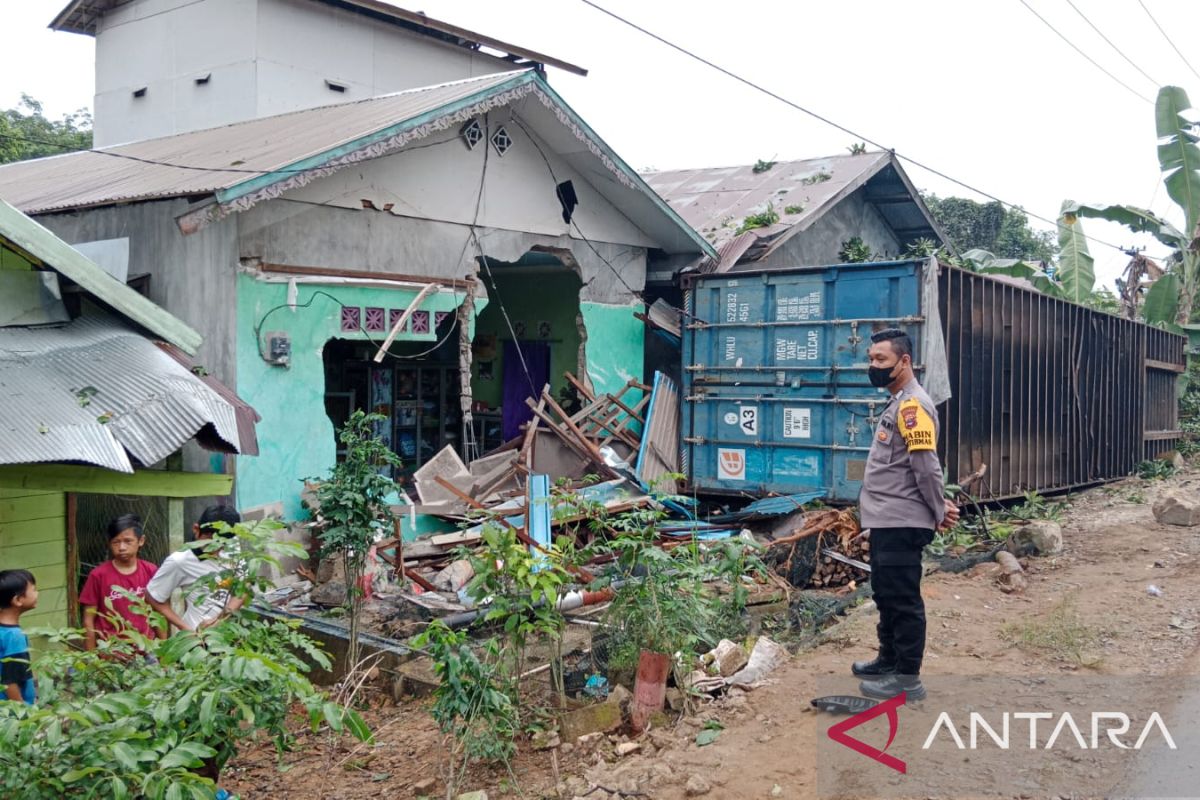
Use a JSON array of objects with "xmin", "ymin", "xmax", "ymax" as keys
[{"xmin": 937, "ymin": 266, "xmax": 1185, "ymax": 499}]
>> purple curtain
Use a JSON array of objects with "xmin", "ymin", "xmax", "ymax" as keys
[{"xmin": 501, "ymin": 340, "xmax": 551, "ymax": 441}]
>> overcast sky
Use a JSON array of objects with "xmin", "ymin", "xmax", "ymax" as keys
[{"xmin": 3, "ymin": 0, "xmax": 1199, "ymax": 288}]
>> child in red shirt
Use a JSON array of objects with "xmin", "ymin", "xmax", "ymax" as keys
[{"xmin": 80, "ymin": 514, "xmax": 165, "ymax": 649}]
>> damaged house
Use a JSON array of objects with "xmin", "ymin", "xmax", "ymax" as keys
[
  {"xmin": 0, "ymin": 200, "xmax": 257, "ymax": 629},
  {"xmin": 0, "ymin": 0, "xmax": 712, "ymax": 521}
]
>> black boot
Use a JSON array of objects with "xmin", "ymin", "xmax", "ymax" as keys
[
  {"xmin": 859, "ymin": 673, "xmax": 926, "ymax": 702},
  {"xmin": 850, "ymin": 656, "xmax": 897, "ymax": 677}
]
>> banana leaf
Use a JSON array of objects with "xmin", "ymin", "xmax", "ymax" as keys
[
  {"xmin": 1142, "ymin": 272, "xmax": 1182, "ymax": 328},
  {"xmin": 1156, "ymin": 86, "xmax": 1200, "ymax": 235},
  {"xmin": 1057, "ymin": 200, "xmax": 1094, "ymax": 303}
]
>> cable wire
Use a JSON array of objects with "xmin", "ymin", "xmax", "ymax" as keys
[
  {"xmin": 1136, "ymin": 0, "xmax": 1200, "ymax": 82},
  {"xmin": 576, "ymin": 0, "xmax": 1140, "ymax": 255},
  {"xmin": 1016, "ymin": 0, "xmax": 1152, "ymax": 104},
  {"xmin": 1063, "ymin": 0, "xmax": 1159, "ymax": 87}
]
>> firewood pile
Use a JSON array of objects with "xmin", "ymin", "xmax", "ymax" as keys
[{"xmin": 769, "ymin": 508, "xmax": 867, "ymax": 589}]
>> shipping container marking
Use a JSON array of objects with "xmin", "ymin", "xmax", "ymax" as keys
[
  {"xmin": 776, "ymin": 290, "xmax": 822, "ymax": 321},
  {"xmin": 783, "ymin": 408, "xmax": 812, "ymax": 438},
  {"xmin": 717, "ymin": 448, "xmax": 746, "ymax": 480}
]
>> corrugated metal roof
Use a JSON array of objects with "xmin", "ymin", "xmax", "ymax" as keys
[
  {"xmin": 645, "ymin": 153, "xmax": 943, "ymax": 272},
  {"xmin": 645, "ymin": 154, "xmax": 891, "ymax": 259},
  {"xmin": 50, "ymin": 0, "xmax": 588, "ymax": 76},
  {"xmin": 0, "ymin": 71, "xmax": 527, "ymax": 214},
  {"xmin": 157, "ymin": 342, "xmax": 262, "ymax": 457},
  {"xmin": 0, "ymin": 314, "xmax": 247, "ymax": 472}
]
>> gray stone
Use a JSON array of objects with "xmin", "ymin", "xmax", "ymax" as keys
[
  {"xmin": 685, "ymin": 774, "xmax": 712, "ymax": 796},
  {"xmin": 1154, "ymin": 491, "xmax": 1200, "ymax": 527},
  {"xmin": 615, "ymin": 741, "xmax": 641, "ymax": 757},
  {"xmin": 310, "ymin": 580, "xmax": 347, "ymax": 607},
  {"xmin": 1157, "ymin": 450, "xmax": 1186, "ymax": 470},
  {"xmin": 531, "ymin": 730, "xmax": 560, "ymax": 750},
  {"xmin": 1008, "ymin": 520, "xmax": 1064, "ymax": 555}
]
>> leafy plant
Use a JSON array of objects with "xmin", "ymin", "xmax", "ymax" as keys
[
  {"xmin": 838, "ymin": 236, "xmax": 875, "ymax": 264},
  {"xmin": 783, "ymin": 204, "xmax": 805, "ymax": 215},
  {"xmin": 310, "ymin": 411, "xmax": 400, "ymax": 668},
  {"xmin": 1136, "ymin": 458, "xmax": 1177, "ymax": 480},
  {"xmin": 847, "ymin": 142, "xmax": 868, "ymax": 155},
  {"xmin": 1004, "ymin": 490, "xmax": 1065, "ymax": 522},
  {"xmin": 801, "ymin": 170, "xmax": 832, "ymax": 185},
  {"xmin": 413, "ymin": 622, "xmax": 517, "ymax": 786},
  {"xmin": 0, "ymin": 521, "xmax": 369, "ymax": 799},
  {"xmin": 462, "ymin": 524, "xmax": 573, "ymax": 702},
  {"xmin": 735, "ymin": 203, "xmax": 780, "ymax": 235},
  {"xmin": 903, "ymin": 237, "xmax": 939, "ymax": 258},
  {"xmin": 752, "ymin": 159, "xmax": 776, "ymax": 174},
  {"xmin": 602, "ymin": 526, "xmax": 761, "ymax": 672}
]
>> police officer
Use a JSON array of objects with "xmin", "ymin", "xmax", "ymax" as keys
[{"xmin": 852, "ymin": 328, "xmax": 958, "ymax": 701}]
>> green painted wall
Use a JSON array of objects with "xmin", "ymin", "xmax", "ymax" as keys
[
  {"xmin": 0, "ymin": 489, "xmax": 67, "ymax": 632},
  {"xmin": 471, "ymin": 270, "xmax": 582, "ymax": 408},
  {"xmin": 580, "ymin": 301, "xmax": 645, "ymax": 400},
  {"xmin": 235, "ymin": 275, "xmax": 478, "ymax": 520}
]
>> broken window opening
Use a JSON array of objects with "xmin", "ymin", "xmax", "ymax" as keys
[{"xmin": 321, "ymin": 311, "xmax": 461, "ymax": 484}]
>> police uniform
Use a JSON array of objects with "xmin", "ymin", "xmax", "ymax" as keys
[{"xmin": 858, "ymin": 377, "xmax": 946, "ymax": 677}]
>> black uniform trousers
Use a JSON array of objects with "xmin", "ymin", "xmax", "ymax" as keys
[{"xmin": 868, "ymin": 527, "xmax": 935, "ymax": 675}]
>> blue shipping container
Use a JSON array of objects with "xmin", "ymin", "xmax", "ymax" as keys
[{"xmin": 682, "ymin": 260, "xmax": 928, "ymax": 501}]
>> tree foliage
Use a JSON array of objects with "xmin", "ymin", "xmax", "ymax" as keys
[
  {"xmin": 924, "ymin": 194, "xmax": 1056, "ymax": 262},
  {"xmin": 311, "ymin": 411, "xmax": 400, "ymax": 669},
  {"xmin": 0, "ymin": 521, "xmax": 368, "ymax": 799},
  {"xmin": 0, "ymin": 95, "xmax": 91, "ymax": 165}
]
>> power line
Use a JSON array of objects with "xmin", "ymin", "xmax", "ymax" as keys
[
  {"xmin": 1016, "ymin": 0, "xmax": 1153, "ymax": 104},
  {"xmin": 1136, "ymin": 0, "xmax": 1200, "ymax": 83},
  {"xmin": 1063, "ymin": 0, "xmax": 1159, "ymax": 87},
  {"xmin": 576, "ymin": 0, "xmax": 1137, "ymax": 256}
]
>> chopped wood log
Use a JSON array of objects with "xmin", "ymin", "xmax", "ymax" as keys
[{"xmin": 995, "ymin": 550, "xmax": 1028, "ymax": 594}]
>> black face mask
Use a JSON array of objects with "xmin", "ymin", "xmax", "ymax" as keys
[{"xmin": 868, "ymin": 364, "xmax": 898, "ymax": 388}]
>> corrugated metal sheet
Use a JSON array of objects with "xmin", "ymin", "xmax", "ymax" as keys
[
  {"xmin": 636, "ymin": 371, "xmax": 681, "ymax": 492},
  {"xmin": 646, "ymin": 155, "xmax": 889, "ymax": 264},
  {"xmin": 938, "ymin": 266, "xmax": 1186, "ymax": 497},
  {"xmin": 156, "ymin": 343, "xmax": 261, "ymax": 456},
  {"xmin": 0, "ymin": 314, "xmax": 247, "ymax": 472},
  {"xmin": 0, "ymin": 71, "xmax": 526, "ymax": 214}
]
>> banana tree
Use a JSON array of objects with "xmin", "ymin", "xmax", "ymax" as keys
[{"xmin": 1062, "ymin": 86, "xmax": 1200, "ymax": 330}]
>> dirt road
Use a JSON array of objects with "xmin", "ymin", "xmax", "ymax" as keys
[{"xmin": 578, "ymin": 468, "xmax": 1200, "ymax": 800}]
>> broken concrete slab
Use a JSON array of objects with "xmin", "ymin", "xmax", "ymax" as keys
[
  {"xmin": 706, "ymin": 639, "xmax": 749, "ymax": 677},
  {"xmin": 1154, "ymin": 491, "xmax": 1200, "ymax": 527},
  {"xmin": 560, "ymin": 698, "xmax": 623, "ymax": 742}
]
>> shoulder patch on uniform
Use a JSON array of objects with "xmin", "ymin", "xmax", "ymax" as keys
[{"xmin": 898, "ymin": 397, "xmax": 936, "ymax": 451}]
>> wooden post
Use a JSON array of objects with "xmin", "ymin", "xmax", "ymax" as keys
[
  {"xmin": 166, "ymin": 451, "xmax": 186, "ymax": 555},
  {"xmin": 65, "ymin": 493, "xmax": 79, "ymax": 628}
]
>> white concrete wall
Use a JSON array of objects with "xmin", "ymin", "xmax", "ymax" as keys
[
  {"xmin": 275, "ymin": 120, "xmax": 657, "ymax": 250},
  {"xmin": 92, "ymin": 0, "xmax": 514, "ymax": 146}
]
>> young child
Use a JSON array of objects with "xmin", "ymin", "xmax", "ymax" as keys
[
  {"xmin": 79, "ymin": 514, "xmax": 164, "ymax": 649},
  {"xmin": 147, "ymin": 505, "xmax": 243, "ymax": 632},
  {"xmin": 0, "ymin": 569, "xmax": 38, "ymax": 704}
]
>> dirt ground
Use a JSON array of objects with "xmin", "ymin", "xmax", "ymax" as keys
[{"xmin": 222, "ymin": 467, "xmax": 1200, "ymax": 799}]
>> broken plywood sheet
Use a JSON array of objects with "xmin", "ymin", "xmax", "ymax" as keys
[{"xmin": 414, "ymin": 445, "xmax": 470, "ymax": 506}]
